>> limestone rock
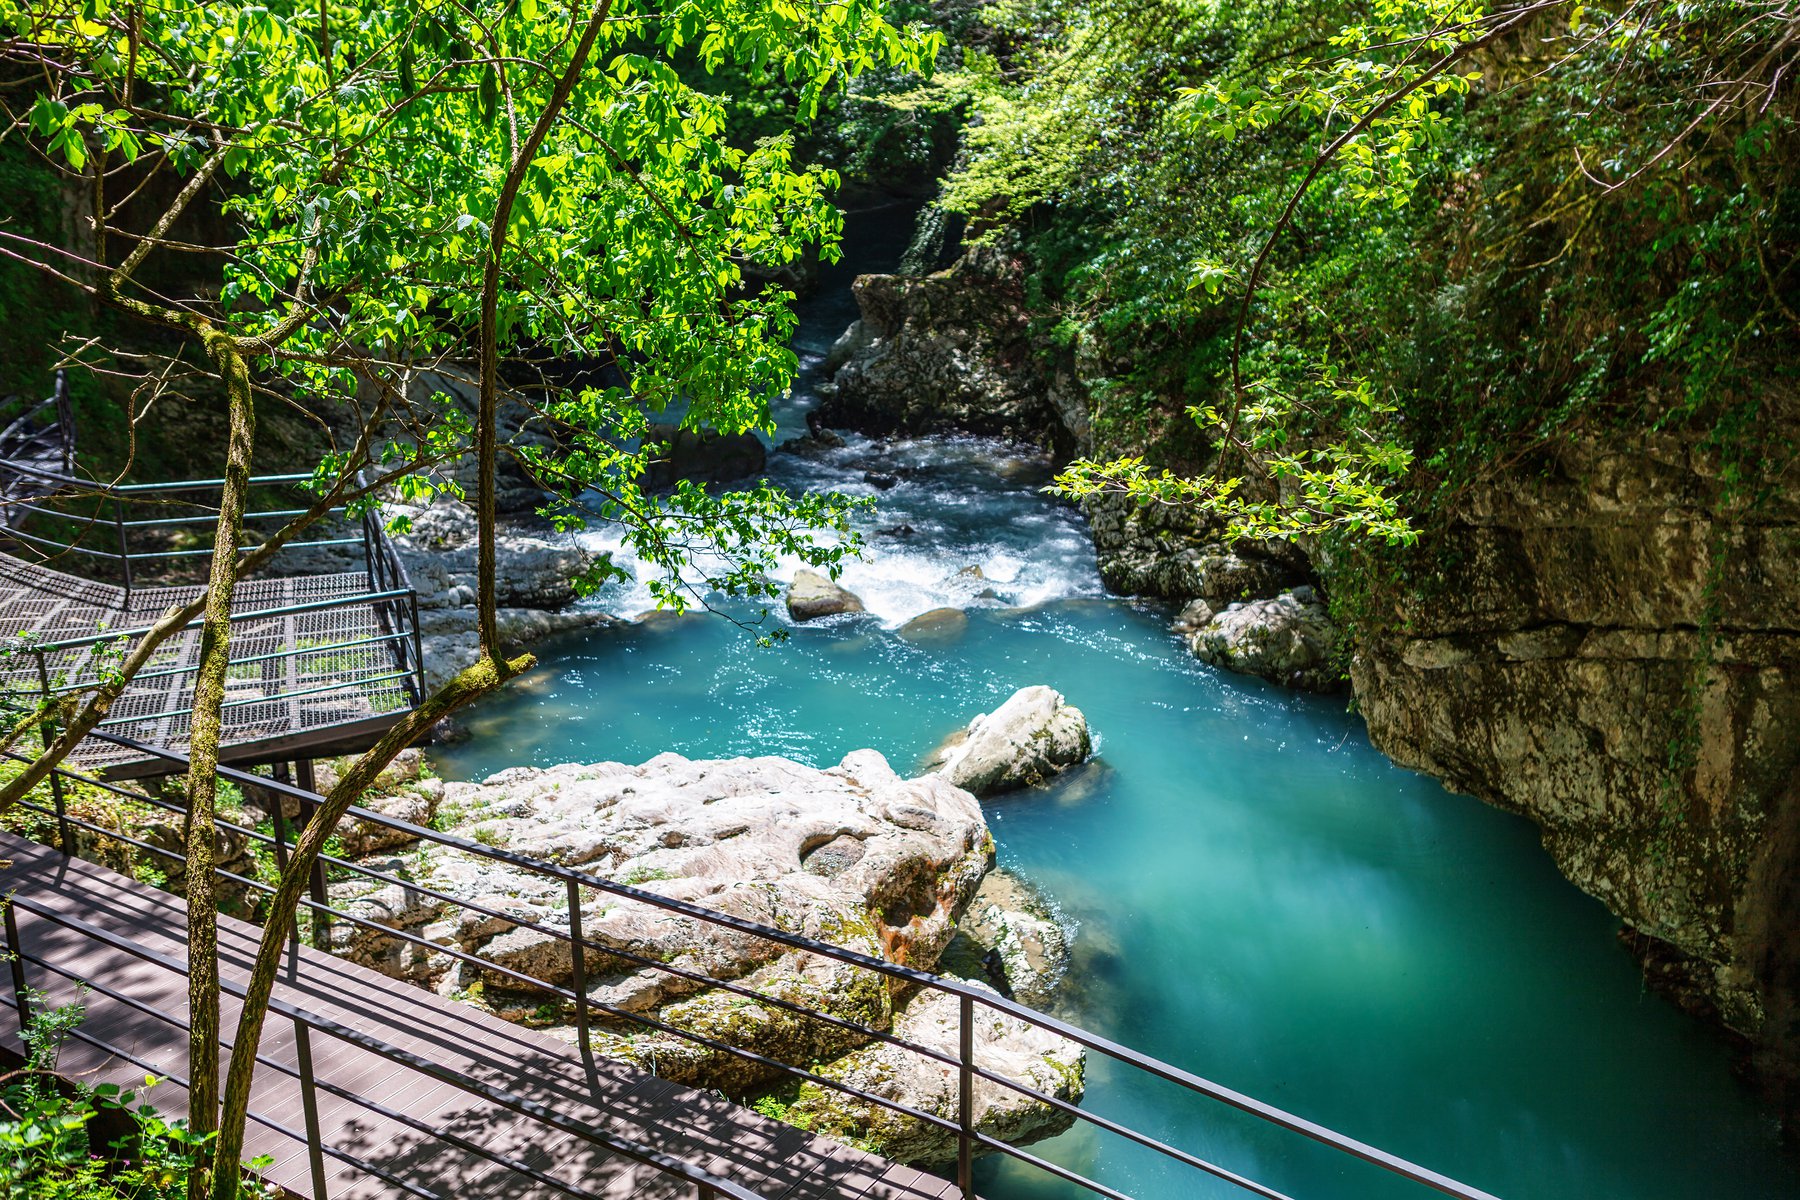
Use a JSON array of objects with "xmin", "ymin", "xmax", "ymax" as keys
[
  {"xmin": 335, "ymin": 751, "xmax": 994, "ymax": 1096},
  {"xmin": 932, "ymin": 686, "xmax": 1091, "ymax": 797},
  {"xmin": 773, "ymin": 981, "xmax": 1084, "ymax": 1166},
  {"xmin": 1190, "ymin": 587, "xmax": 1341, "ymax": 693},
  {"xmin": 786, "ymin": 570, "xmax": 866, "ymax": 621}
]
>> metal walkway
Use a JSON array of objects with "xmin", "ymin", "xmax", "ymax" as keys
[
  {"xmin": 0, "ymin": 378, "xmax": 423, "ymax": 775},
  {"xmin": 0, "ymin": 831, "xmax": 955, "ymax": 1200}
]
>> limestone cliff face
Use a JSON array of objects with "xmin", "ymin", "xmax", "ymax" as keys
[
  {"xmin": 821, "ymin": 252, "xmax": 1800, "ymax": 1121},
  {"xmin": 1350, "ymin": 421, "xmax": 1800, "ymax": 1114},
  {"xmin": 818, "ymin": 247, "xmax": 1085, "ymax": 457}
]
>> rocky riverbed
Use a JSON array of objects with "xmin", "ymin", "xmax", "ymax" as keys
[{"xmin": 320, "ymin": 692, "xmax": 1090, "ymax": 1166}]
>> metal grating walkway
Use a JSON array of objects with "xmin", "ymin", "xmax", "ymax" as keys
[{"xmin": 0, "ymin": 551, "xmax": 418, "ymax": 775}]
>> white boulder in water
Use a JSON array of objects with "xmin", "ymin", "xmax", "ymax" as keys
[
  {"xmin": 932, "ymin": 686, "xmax": 1091, "ymax": 797},
  {"xmin": 1188, "ymin": 585, "xmax": 1340, "ymax": 691},
  {"xmin": 786, "ymin": 569, "xmax": 866, "ymax": 620}
]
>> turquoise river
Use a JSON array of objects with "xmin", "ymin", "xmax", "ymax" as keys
[{"xmin": 435, "ymin": 209, "xmax": 1800, "ymax": 1200}]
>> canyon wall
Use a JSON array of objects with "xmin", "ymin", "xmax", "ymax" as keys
[{"xmin": 821, "ymin": 255, "xmax": 1800, "ymax": 1122}]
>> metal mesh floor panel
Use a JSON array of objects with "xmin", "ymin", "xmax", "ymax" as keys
[{"xmin": 1, "ymin": 551, "xmax": 417, "ymax": 771}]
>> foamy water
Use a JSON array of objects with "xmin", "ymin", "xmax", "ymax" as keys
[{"xmin": 577, "ymin": 430, "xmax": 1103, "ymax": 627}]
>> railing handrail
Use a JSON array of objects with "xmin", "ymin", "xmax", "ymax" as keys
[
  {"xmin": 0, "ymin": 894, "xmax": 763, "ymax": 1200},
  {"xmin": 13, "ymin": 587, "xmax": 417, "ymax": 653},
  {"xmin": 0, "ymin": 454, "xmax": 322, "ymax": 495},
  {"xmin": 5, "ymin": 725, "xmax": 1506, "ymax": 1200}
]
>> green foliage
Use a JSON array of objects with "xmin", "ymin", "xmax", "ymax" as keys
[
  {"xmin": 0, "ymin": 997, "xmax": 276, "ymax": 1199},
  {"xmin": 937, "ymin": 0, "xmax": 1797, "ymax": 548},
  {"xmin": 0, "ymin": 0, "xmax": 946, "ymax": 609}
]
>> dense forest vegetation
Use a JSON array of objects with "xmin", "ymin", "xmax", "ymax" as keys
[{"xmin": 922, "ymin": 0, "xmax": 1796, "ymax": 554}]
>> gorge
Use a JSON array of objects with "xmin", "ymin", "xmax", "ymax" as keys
[{"xmin": 418, "ymin": 206, "xmax": 1800, "ymax": 1199}]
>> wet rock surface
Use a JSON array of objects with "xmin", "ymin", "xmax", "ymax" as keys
[
  {"xmin": 786, "ymin": 570, "xmax": 867, "ymax": 621},
  {"xmin": 1188, "ymin": 586, "xmax": 1342, "ymax": 693},
  {"xmin": 929, "ymin": 686, "xmax": 1092, "ymax": 797}
]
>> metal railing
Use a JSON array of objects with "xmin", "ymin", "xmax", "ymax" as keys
[
  {"xmin": 0, "ymin": 730, "xmax": 1506, "ymax": 1200},
  {"xmin": 0, "ymin": 381, "xmax": 426, "ymax": 761},
  {"xmin": 8, "ymin": 581, "xmax": 426, "ymax": 747},
  {"xmin": 0, "ymin": 458, "xmax": 379, "ymax": 609},
  {"xmin": 0, "ymin": 896, "xmax": 759, "ymax": 1200}
]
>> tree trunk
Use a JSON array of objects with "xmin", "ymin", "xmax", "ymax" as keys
[
  {"xmin": 208, "ymin": 651, "xmax": 532, "ymax": 1200},
  {"xmin": 183, "ymin": 331, "xmax": 257, "ymax": 1194}
]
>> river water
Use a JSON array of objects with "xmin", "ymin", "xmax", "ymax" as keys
[{"xmin": 434, "ymin": 209, "xmax": 1799, "ymax": 1200}]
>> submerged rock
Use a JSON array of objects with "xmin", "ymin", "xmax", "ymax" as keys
[
  {"xmin": 931, "ymin": 686, "xmax": 1091, "ymax": 797},
  {"xmin": 898, "ymin": 607, "xmax": 969, "ymax": 644},
  {"xmin": 644, "ymin": 422, "xmax": 767, "ymax": 488},
  {"xmin": 1189, "ymin": 586, "xmax": 1341, "ymax": 692},
  {"xmin": 786, "ymin": 570, "xmax": 866, "ymax": 620},
  {"xmin": 940, "ymin": 870, "xmax": 1070, "ymax": 1007}
]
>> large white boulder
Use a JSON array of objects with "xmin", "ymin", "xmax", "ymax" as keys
[{"xmin": 931, "ymin": 686, "xmax": 1091, "ymax": 797}]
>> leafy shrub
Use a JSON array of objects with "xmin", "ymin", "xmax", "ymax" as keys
[{"xmin": 0, "ymin": 995, "xmax": 275, "ymax": 1199}]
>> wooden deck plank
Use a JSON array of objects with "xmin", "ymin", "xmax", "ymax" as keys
[{"xmin": 0, "ymin": 832, "xmax": 968, "ymax": 1200}]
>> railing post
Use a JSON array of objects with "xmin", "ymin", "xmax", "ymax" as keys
[
  {"xmin": 407, "ymin": 589, "xmax": 423, "ymax": 704},
  {"xmin": 31, "ymin": 649, "xmax": 72, "ymax": 855},
  {"xmin": 361, "ymin": 507, "xmax": 377, "ymax": 585},
  {"xmin": 269, "ymin": 766, "xmax": 298, "ymax": 953},
  {"xmin": 958, "ymin": 991, "xmax": 974, "ymax": 1197},
  {"xmin": 294, "ymin": 761, "xmax": 330, "ymax": 951},
  {"xmin": 566, "ymin": 878, "xmax": 591, "ymax": 1059},
  {"xmin": 292, "ymin": 1015, "xmax": 330, "ymax": 1200},
  {"xmin": 108, "ymin": 494, "xmax": 134, "ymax": 608},
  {"xmin": 3, "ymin": 902, "xmax": 33, "ymax": 1043}
]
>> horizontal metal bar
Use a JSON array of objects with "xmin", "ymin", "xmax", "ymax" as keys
[
  {"xmin": 0, "ymin": 459, "xmax": 316, "ymax": 493},
  {"xmin": 124, "ymin": 536, "xmax": 364, "ymax": 560},
  {"xmin": 112, "ymin": 471, "xmax": 322, "ymax": 493},
  {"xmin": 4, "ymin": 895, "xmax": 768, "ymax": 1200},
  {"xmin": 965, "ymin": 1061, "xmax": 1297, "ymax": 1200},
  {"xmin": 970, "ymin": 1129, "xmax": 1137, "ymax": 1200},
  {"xmin": 120, "ymin": 506, "xmax": 347, "ymax": 529},
  {"xmin": 97, "ymin": 669, "xmax": 414, "ymax": 728},
  {"xmin": 0, "ymin": 524, "xmax": 114, "ymax": 558},
  {"xmin": 31, "ymin": 587, "xmax": 412, "ymax": 650},
  {"xmin": 40, "ymin": 628, "xmax": 413, "ymax": 695}
]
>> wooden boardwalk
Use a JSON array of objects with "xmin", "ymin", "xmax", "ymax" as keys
[{"xmin": 0, "ymin": 833, "xmax": 962, "ymax": 1200}]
